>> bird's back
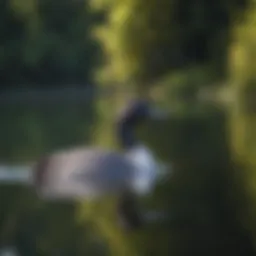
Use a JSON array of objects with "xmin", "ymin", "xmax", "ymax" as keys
[{"xmin": 33, "ymin": 147, "xmax": 135, "ymax": 201}]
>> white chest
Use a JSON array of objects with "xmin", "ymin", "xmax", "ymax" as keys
[{"xmin": 125, "ymin": 145, "xmax": 158, "ymax": 195}]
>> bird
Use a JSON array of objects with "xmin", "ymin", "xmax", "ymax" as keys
[{"xmin": 32, "ymin": 98, "xmax": 170, "ymax": 230}]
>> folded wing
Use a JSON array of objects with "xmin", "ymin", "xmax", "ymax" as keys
[{"xmin": 33, "ymin": 148, "xmax": 136, "ymax": 201}]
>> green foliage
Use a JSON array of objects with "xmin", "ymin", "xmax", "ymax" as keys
[
  {"xmin": 1, "ymin": 0, "xmax": 255, "ymax": 254},
  {"xmin": 0, "ymin": 0, "xmax": 96, "ymax": 89},
  {"xmin": 151, "ymin": 66, "xmax": 217, "ymax": 113},
  {"xmin": 0, "ymin": 0, "xmax": 102, "ymax": 254},
  {"xmin": 86, "ymin": 0, "xmax": 256, "ymax": 255},
  {"xmin": 91, "ymin": 0, "xmax": 248, "ymax": 87},
  {"xmin": 228, "ymin": 3, "xmax": 256, "ymax": 247}
]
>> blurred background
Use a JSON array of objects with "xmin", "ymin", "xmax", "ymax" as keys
[{"xmin": 0, "ymin": 0, "xmax": 256, "ymax": 255}]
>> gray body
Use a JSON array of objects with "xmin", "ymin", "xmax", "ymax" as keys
[
  {"xmin": 34, "ymin": 147, "xmax": 137, "ymax": 200},
  {"xmin": 31, "ymin": 99, "xmax": 170, "ymax": 229}
]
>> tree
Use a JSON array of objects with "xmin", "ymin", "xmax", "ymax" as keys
[
  {"xmin": 228, "ymin": 3, "xmax": 256, "ymax": 249},
  {"xmin": 0, "ymin": 0, "xmax": 97, "ymax": 89},
  {"xmin": 90, "ymin": 0, "xmax": 248, "ymax": 87},
  {"xmin": 0, "ymin": 1, "xmax": 99, "ymax": 254},
  {"xmin": 86, "ymin": 0, "xmax": 255, "ymax": 255}
]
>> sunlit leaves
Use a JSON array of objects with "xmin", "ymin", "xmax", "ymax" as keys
[
  {"xmin": 228, "ymin": 3, "xmax": 256, "ymax": 247},
  {"xmin": 9, "ymin": 0, "xmax": 38, "ymax": 17},
  {"xmin": 91, "ymin": 0, "xmax": 176, "ymax": 87}
]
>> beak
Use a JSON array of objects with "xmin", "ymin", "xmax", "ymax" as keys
[
  {"xmin": 149, "ymin": 107, "xmax": 169, "ymax": 120},
  {"xmin": 157, "ymin": 163, "xmax": 172, "ymax": 180}
]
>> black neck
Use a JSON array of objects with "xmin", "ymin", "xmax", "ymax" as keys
[
  {"xmin": 116, "ymin": 99, "xmax": 149, "ymax": 149},
  {"xmin": 117, "ymin": 121, "xmax": 138, "ymax": 149}
]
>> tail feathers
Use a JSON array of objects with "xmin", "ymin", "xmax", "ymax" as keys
[{"xmin": 33, "ymin": 156, "xmax": 50, "ymax": 189}]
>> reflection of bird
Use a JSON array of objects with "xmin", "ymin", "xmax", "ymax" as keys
[{"xmin": 33, "ymin": 99, "xmax": 169, "ymax": 230}]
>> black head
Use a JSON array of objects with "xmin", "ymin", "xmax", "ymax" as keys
[
  {"xmin": 116, "ymin": 99, "xmax": 168, "ymax": 148},
  {"xmin": 118, "ymin": 99, "xmax": 151, "ymax": 126}
]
